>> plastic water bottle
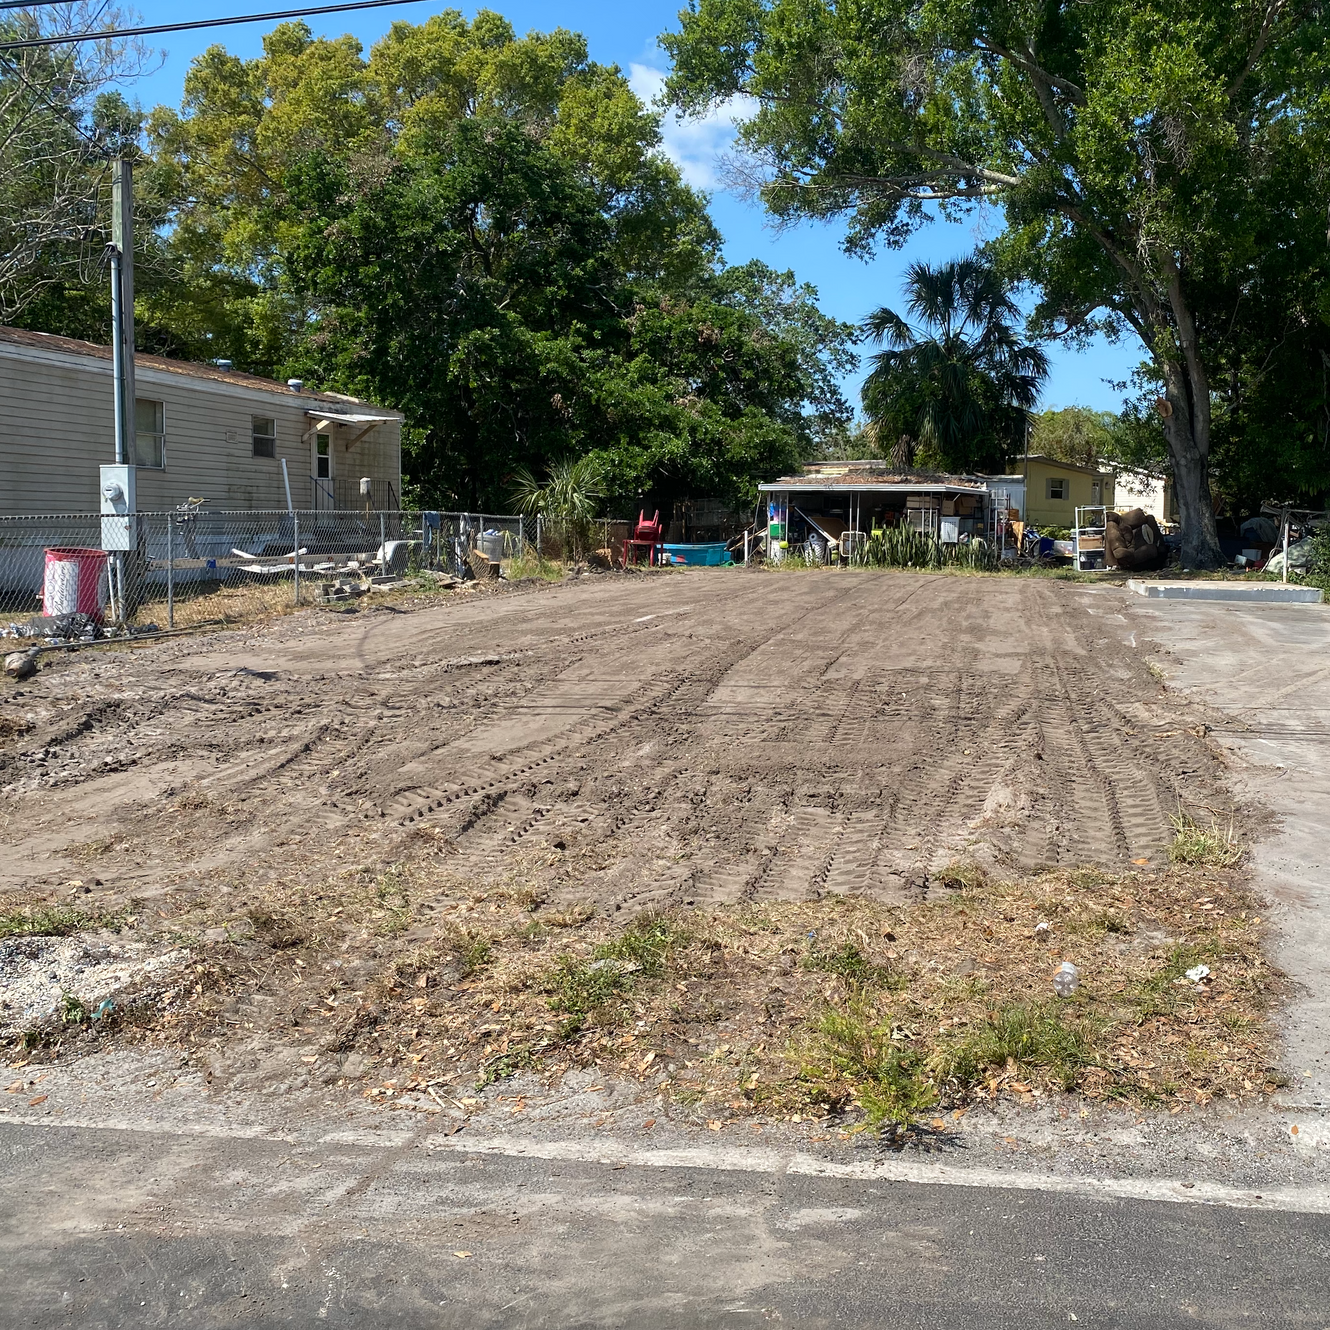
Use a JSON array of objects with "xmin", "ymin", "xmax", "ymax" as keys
[{"xmin": 1052, "ymin": 961, "xmax": 1080, "ymax": 998}]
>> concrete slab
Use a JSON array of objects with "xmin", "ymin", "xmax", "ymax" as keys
[
  {"xmin": 1120, "ymin": 595, "xmax": 1330, "ymax": 1108},
  {"xmin": 1127, "ymin": 579, "xmax": 1324, "ymax": 603}
]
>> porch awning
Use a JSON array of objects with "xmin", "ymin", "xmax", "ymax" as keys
[{"xmin": 305, "ymin": 409, "xmax": 398, "ymax": 427}]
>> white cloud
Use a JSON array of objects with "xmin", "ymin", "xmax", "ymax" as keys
[{"xmin": 628, "ymin": 61, "xmax": 753, "ymax": 190}]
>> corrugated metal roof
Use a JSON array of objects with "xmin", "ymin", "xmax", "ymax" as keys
[
  {"xmin": 0, "ymin": 324, "xmax": 399, "ymax": 414},
  {"xmin": 759, "ymin": 469, "xmax": 989, "ymax": 493}
]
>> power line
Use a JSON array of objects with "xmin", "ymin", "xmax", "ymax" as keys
[{"xmin": 0, "ymin": 0, "xmax": 427, "ymax": 49}]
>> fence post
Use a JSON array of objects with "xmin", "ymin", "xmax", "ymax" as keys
[
  {"xmin": 536, "ymin": 515, "xmax": 542, "ymax": 560},
  {"xmin": 293, "ymin": 510, "xmax": 300, "ymax": 606},
  {"xmin": 518, "ymin": 515, "xmax": 524, "ymax": 557},
  {"xmin": 165, "ymin": 514, "xmax": 174, "ymax": 628}
]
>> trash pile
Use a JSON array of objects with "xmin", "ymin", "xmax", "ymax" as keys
[
  {"xmin": 1, "ymin": 613, "xmax": 159, "ymax": 645},
  {"xmin": 2, "ymin": 612, "xmax": 104, "ymax": 642}
]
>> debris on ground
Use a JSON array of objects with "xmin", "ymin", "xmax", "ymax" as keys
[
  {"xmin": 4, "ymin": 649, "xmax": 37, "ymax": 680},
  {"xmin": 0, "ymin": 573, "xmax": 1276, "ymax": 1132}
]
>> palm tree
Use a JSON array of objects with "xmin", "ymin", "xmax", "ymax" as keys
[
  {"xmin": 510, "ymin": 456, "xmax": 604, "ymax": 560},
  {"xmin": 861, "ymin": 259, "xmax": 1048, "ymax": 474}
]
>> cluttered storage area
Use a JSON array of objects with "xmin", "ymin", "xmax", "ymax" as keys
[{"xmin": 758, "ymin": 468, "xmax": 995, "ymax": 563}]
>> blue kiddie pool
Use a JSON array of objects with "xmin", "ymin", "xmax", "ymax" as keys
[{"xmin": 662, "ymin": 542, "xmax": 731, "ymax": 566}]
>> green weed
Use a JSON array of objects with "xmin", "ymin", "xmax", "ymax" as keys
[
  {"xmin": 444, "ymin": 928, "xmax": 493, "ymax": 977},
  {"xmin": 803, "ymin": 1001, "xmax": 937, "ymax": 1130},
  {"xmin": 475, "ymin": 1046, "xmax": 535, "ymax": 1089},
  {"xmin": 0, "ymin": 905, "xmax": 109, "ymax": 939},
  {"xmin": 935, "ymin": 1000, "xmax": 1098, "ymax": 1091},
  {"xmin": 595, "ymin": 911, "xmax": 691, "ymax": 977},
  {"xmin": 801, "ymin": 942, "xmax": 901, "ymax": 993},
  {"xmin": 545, "ymin": 955, "xmax": 632, "ymax": 1037}
]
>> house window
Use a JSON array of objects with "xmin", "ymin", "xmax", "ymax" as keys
[
  {"xmin": 1046, "ymin": 477, "xmax": 1068, "ymax": 500},
  {"xmin": 134, "ymin": 398, "xmax": 165, "ymax": 469},
  {"xmin": 315, "ymin": 433, "xmax": 331, "ymax": 479},
  {"xmin": 252, "ymin": 416, "xmax": 276, "ymax": 458}
]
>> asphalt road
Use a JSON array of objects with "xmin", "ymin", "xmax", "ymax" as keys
[{"xmin": 3, "ymin": 1118, "xmax": 1330, "ymax": 1329}]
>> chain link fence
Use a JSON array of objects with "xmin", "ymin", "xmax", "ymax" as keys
[{"xmin": 0, "ymin": 509, "xmax": 524, "ymax": 640}]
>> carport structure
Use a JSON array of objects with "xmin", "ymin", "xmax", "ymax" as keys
[{"xmin": 758, "ymin": 461, "xmax": 993, "ymax": 561}]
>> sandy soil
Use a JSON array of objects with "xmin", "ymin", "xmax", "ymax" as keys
[{"xmin": 0, "ymin": 569, "xmax": 1229, "ymax": 915}]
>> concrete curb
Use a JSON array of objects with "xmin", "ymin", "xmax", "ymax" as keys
[{"xmin": 1126, "ymin": 580, "xmax": 1323, "ymax": 603}]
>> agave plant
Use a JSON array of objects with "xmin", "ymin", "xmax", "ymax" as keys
[{"xmin": 510, "ymin": 456, "xmax": 605, "ymax": 562}]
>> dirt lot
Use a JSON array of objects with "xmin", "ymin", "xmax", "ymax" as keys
[
  {"xmin": 0, "ymin": 569, "xmax": 1274, "ymax": 1124},
  {"xmin": 0, "ymin": 569, "xmax": 1228, "ymax": 902}
]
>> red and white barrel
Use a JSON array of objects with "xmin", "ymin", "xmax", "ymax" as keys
[{"xmin": 42, "ymin": 548, "xmax": 110, "ymax": 619}]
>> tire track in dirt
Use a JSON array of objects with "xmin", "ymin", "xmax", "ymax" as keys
[{"xmin": 0, "ymin": 572, "xmax": 1230, "ymax": 904}]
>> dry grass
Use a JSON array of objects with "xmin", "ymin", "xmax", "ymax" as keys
[
  {"xmin": 1169, "ymin": 811, "xmax": 1244, "ymax": 868},
  {"xmin": 40, "ymin": 848, "xmax": 1280, "ymax": 1133}
]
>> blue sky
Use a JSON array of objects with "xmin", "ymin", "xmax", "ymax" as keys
[{"xmin": 113, "ymin": 0, "xmax": 1140, "ymax": 414}]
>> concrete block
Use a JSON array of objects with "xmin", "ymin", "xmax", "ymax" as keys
[{"xmin": 1126, "ymin": 579, "xmax": 1323, "ymax": 603}]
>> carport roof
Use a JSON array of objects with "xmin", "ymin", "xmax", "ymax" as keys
[{"xmin": 758, "ymin": 470, "xmax": 989, "ymax": 495}]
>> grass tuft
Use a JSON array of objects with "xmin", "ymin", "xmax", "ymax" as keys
[
  {"xmin": 1169, "ymin": 812, "xmax": 1243, "ymax": 867},
  {"xmin": 0, "ymin": 905, "xmax": 107, "ymax": 939},
  {"xmin": 935, "ymin": 999, "xmax": 1099, "ymax": 1091},
  {"xmin": 802, "ymin": 1001, "xmax": 938, "ymax": 1130},
  {"xmin": 594, "ymin": 911, "xmax": 690, "ymax": 977},
  {"xmin": 801, "ymin": 942, "xmax": 901, "ymax": 993}
]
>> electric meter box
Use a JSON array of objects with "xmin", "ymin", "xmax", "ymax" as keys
[{"xmin": 100, "ymin": 464, "xmax": 137, "ymax": 551}]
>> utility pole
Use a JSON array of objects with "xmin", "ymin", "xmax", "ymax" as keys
[
  {"xmin": 101, "ymin": 157, "xmax": 138, "ymax": 625},
  {"xmin": 111, "ymin": 157, "xmax": 135, "ymax": 459}
]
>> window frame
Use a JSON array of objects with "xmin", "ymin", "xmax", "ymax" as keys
[
  {"xmin": 251, "ymin": 415, "xmax": 277, "ymax": 459},
  {"xmin": 1046, "ymin": 477, "xmax": 1068, "ymax": 501},
  {"xmin": 134, "ymin": 397, "xmax": 166, "ymax": 470},
  {"xmin": 314, "ymin": 431, "xmax": 332, "ymax": 480}
]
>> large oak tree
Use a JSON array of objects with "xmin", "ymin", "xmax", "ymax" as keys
[{"xmin": 663, "ymin": 0, "xmax": 1330, "ymax": 566}]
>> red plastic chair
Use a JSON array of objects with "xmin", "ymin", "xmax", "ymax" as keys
[{"xmin": 624, "ymin": 509, "xmax": 665, "ymax": 566}]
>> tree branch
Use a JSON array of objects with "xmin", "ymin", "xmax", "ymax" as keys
[
  {"xmin": 974, "ymin": 38, "xmax": 1087, "ymax": 108},
  {"xmin": 1226, "ymin": 0, "xmax": 1290, "ymax": 97}
]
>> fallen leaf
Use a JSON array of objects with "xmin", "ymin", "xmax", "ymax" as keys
[
  {"xmin": 707, "ymin": 1120, "xmax": 723, "ymax": 1131},
  {"xmin": 930, "ymin": 1119, "xmax": 946, "ymax": 1130},
  {"xmin": 453, "ymin": 1251, "xmax": 473, "ymax": 1259},
  {"xmin": 1131, "ymin": 858, "xmax": 1150, "ymax": 865},
  {"xmin": 28, "ymin": 1095, "xmax": 47, "ymax": 1106},
  {"xmin": 642, "ymin": 1118, "xmax": 656, "ymax": 1129}
]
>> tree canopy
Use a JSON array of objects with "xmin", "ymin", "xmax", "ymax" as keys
[
  {"xmin": 1030, "ymin": 407, "xmax": 1116, "ymax": 470},
  {"xmin": 3, "ymin": 9, "xmax": 855, "ymax": 514},
  {"xmin": 0, "ymin": 5, "xmax": 152, "ymax": 321},
  {"xmin": 664, "ymin": 0, "xmax": 1330, "ymax": 565}
]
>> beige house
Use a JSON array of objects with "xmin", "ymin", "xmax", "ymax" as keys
[{"xmin": 0, "ymin": 326, "xmax": 402, "ymax": 515}]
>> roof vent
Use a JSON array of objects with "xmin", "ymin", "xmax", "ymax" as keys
[
  {"xmin": 287, "ymin": 378, "xmax": 304, "ymax": 392},
  {"xmin": 215, "ymin": 359, "xmax": 233, "ymax": 370}
]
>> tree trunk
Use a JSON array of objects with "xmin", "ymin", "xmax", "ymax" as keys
[{"xmin": 1160, "ymin": 358, "xmax": 1225, "ymax": 570}]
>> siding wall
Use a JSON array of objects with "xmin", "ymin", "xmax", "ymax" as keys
[
  {"xmin": 1023, "ymin": 460, "xmax": 1116, "ymax": 528},
  {"xmin": 0, "ymin": 343, "xmax": 401, "ymax": 515}
]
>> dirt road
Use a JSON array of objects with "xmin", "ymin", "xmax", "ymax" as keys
[{"xmin": 0, "ymin": 570, "xmax": 1226, "ymax": 915}]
